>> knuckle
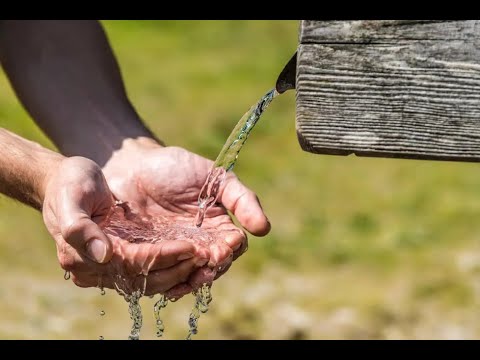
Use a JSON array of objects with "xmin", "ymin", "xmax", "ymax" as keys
[
  {"xmin": 233, "ymin": 240, "xmax": 248, "ymax": 261},
  {"xmin": 57, "ymin": 251, "xmax": 76, "ymax": 272},
  {"xmin": 61, "ymin": 218, "xmax": 86, "ymax": 244}
]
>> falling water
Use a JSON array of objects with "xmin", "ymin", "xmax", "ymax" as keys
[
  {"xmin": 195, "ymin": 88, "xmax": 278, "ymax": 227},
  {"xmin": 99, "ymin": 286, "xmax": 106, "ymax": 340},
  {"xmin": 153, "ymin": 295, "xmax": 168, "ymax": 337},
  {"xmin": 125, "ymin": 289, "xmax": 145, "ymax": 341},
  {"xmin": 186, "ymin": 283, "xmax": 213, "ymax": 340}
]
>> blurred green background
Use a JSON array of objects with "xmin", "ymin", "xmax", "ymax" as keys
[{"xmin": 1, "ymin": 20, "xmax": 480, "ymax": 339}]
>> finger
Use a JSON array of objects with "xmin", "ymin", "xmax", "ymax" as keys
[
  {"xmin": 222, "ymin": 228, "xmax": 247, "ymax": 258},
  {"xmin": 164, "ymin": 283, "xmax": 193, "ymax": 300},
  {"xmin": 219, "ymin": 174, "xmax": 271, "ymax": 236},
  {"xmin": 70, "ymin": 273, "xmax": 98, "ymax": 288},
  {"xmin": 148, "ymin": 241, "xmax": 209, "ymax": 272},
  {"xmin": 114, "ymin": 240, "xmax": 206, "ymax": 275},
  {"xmin": 69, "ymin": 273, "xmax": 143, "ymax": 295},
  {"xmin": 55, "ymin": 237, "xmax": 104, "ymax": 273},
  {"xmin": 232, "ymin": 236, "xmax": 248, "ymax": 261},
  {"xmin": 189, "ymin": 266, "xmax": 217, "ymax": 290},
  {"xmin": 57, "ymin": 237, "xmax": 208, "ymax": 284},
  {"xmin": 213, "ymin": 262, "xmax": 232, "ymax": 281},
  {"xmin": 208, "ymin": 241, "xmax": 233, "ymax": 268},
  {"xmin": 60, "ymin": 215, "xmax": 113, "ymax": 264},
  {"xmin": 58, "ymin": 193, "xmax": 113, "ymax": 263},
  {"xmin": 144, "ymin": 257, "xmax": 208, "ymax": 296}
]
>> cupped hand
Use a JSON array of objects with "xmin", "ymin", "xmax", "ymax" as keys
[
  {"xmin": 102, "ymin": 140, "xmax": 271, "ymax": 298},
  {"xmin": 42, "ymin": 156, "xmax": 208, "ymax": 296}
]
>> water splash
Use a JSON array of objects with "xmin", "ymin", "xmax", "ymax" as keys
[
  {"xmin": 104, "ymin": 201, "xmax": 215, "ymax": 247},
  {"xmin": 186, "ymin": 283, "xmax": 213, "ymax": 340},
  {"xmin": 195, "ymin": 88, "xmax": 278, "ymax": 227},
  {"xmin": 194, "ymin": 168, "xmax": 226, "ymax": 227}
]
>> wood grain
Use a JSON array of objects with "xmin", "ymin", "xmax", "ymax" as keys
[{"xmin": 296, "ymin": 20, "xmax": 480, "ymax": 161}]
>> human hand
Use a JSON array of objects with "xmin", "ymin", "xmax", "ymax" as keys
[
  {"xmin": 102, "ymin": 139, "xmax": 271, "ymax": 298},
  {"xmin": 42, "ymin": 156, "xmax": 207, "ymax": 296}
]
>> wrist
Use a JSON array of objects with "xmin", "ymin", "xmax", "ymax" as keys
[
  {"xmin": 121, "ymin": 136, "xmax": 164, "ymax": 152},
  {"xmin": 0, "ymin": 128, "xmax": 64, "ymax": 210},
  {"xmin": 56, "ymin": 112, "xmax": 164, "ymax": 167},
  {"xmin": 101, "ymin": 136, "xmax": 163, "ymax": 181},
  {"xmin": 37, "ymin": 148, "xmax": 65, "ymax": 205}
]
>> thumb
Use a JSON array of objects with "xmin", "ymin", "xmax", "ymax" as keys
[
  {"xmin": 60, "ymin": 213, "xmax": 113, "ymax": 264},
  {"xmin": 219, "ymin": 173, "xmax": 271, "ymax": 236}
]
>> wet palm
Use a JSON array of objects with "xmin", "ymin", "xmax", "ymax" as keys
[
  {"xmin": 103, "ymin": 144, "xmax": 270, "ymax": 298},
  {"xmin": 42, "ymin": 156, "xmax": 206, "ymax": 297}
]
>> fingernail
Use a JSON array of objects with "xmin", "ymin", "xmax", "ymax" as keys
[
  {"xmin": 177, "ymin": 253, "xmax": 194, "ymax": 261},
  {"xmin": 195, "ymin": 258, "xmax": 208, "ymax": 267},
  {"xmin": 87, "ymin": 239, "xmax": 107, "ymax": 263}
]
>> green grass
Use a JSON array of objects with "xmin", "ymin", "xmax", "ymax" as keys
[{"xmin": 1, "ymin": 20, "xmax": 480, "ymax": 339}]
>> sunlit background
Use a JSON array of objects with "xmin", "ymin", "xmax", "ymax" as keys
[{"xmin": 1, "ymin": 20, "xmax": 480, "ymax": 339}]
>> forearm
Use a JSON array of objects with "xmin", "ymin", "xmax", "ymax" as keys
[
  {"xmin": 0, "ymin": 128, "xmax": 62, "ymax": 210},
  {"xmin": 0, "ymin": 20, "xmax": 161, "ymax": 166}
]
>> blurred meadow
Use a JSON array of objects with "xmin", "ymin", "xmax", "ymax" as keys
[{"xmin": 1, "ymin": 20, "xmax": 480, "ymax": 339}]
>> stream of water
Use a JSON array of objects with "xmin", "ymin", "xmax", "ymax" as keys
[{"xmin": 195, "ymin": 88, "xmax": 278, "ymax": 227}]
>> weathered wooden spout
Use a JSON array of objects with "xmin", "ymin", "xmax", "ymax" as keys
[
  {"xmin": 275, "ymin": 52, "xmax": 296, "ymax": 94},
  {"xmin": 294, "ymin": 20, "xmax": 480, "ymax": 162}
]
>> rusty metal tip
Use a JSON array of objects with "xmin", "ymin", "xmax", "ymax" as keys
[{"xmin": 275, "ymin": 51, "xmax": 297, "ymax": 94}]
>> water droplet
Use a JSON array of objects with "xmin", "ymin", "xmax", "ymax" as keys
[
  {"xmin": 100, "ymin": 289, "xmax": 106, "ymax": 296},
  {"xmin": 64, "ymin": 271, "xmax": 71, "ymax": 280},
  {"xmin": 100, "ymin": 310, "xmax": 105, "ymax": 316},
  {"xmin": 98, "ymin": 336, "xmax": 104, "ymax": 340}
]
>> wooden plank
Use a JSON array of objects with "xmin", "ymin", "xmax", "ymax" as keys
[
  {"xmin": 296, "ymin": 20, "xmax": 480, "ymax": 161},
  {"xmin": 300, "ymin": 20, "xmax": 480, "ymax": 43}
]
